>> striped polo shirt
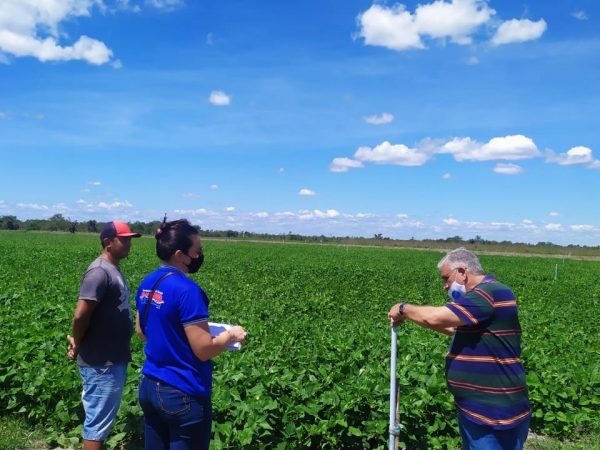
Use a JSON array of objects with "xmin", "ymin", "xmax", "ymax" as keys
[{"xmin": 445, "ymin": 275, "xmax": 531, "ymax": 430}]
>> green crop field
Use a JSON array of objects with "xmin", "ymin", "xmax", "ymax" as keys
[{"xmin": 1, "ymin": 231, "xmax": 599, "ymax": 449}]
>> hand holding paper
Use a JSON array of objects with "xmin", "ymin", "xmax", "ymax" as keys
[{"xmin": 209, "ymin": 322, "xmax": 247, "ymax": 350}]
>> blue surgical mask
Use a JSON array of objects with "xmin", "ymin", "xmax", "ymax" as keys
[{"xmin": 448, "ymin": 270, "xmax": 466, "ymax": 300}]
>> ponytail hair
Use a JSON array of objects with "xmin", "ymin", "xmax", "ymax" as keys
[{"xmin": 155, "ymin": 216, "xmax": 199, "ymax": 261}]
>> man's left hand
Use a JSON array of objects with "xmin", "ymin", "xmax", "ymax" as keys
[
  {"xmin": 67, "ymin": 335, "xmax": 77, "ymax": 360},
  {"xmin": 388, "ymin": 303, "xmax": 406, "ymax": 326}
]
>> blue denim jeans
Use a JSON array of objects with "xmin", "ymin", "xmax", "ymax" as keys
[
  {"xmin": 458, "ymin": 413, "xmax": 530, "ymax": 450},
  {"xmin": 79, "ymin": 363, "xmax": 127, "ymax": 441},
  {"xmin": 139, "ymin": 374, "xmax": 212, "ymax": 450}
]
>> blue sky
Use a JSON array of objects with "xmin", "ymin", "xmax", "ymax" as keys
[{"xmin": 1, "ymin": 0, "xmax": 599, "ymax": 245}]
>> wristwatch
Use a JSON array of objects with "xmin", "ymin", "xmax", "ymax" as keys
[{"xmin": 398, "ymin": 303, "xmax": 406, "ymax": 316}]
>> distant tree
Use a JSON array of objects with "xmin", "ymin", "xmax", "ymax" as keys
[
  {"xmin": 24, "ymin": 220, "xmax": 41, "ymax": 231},
  {"xmin": 87, "ymin": 220, "xmax": 97, "ymax": 233},
  {"xmin": 68, "ymin": 220, "xmax": 78, "ymax": 234},
  {"xmin": 47, "ymin": 214, "xmax": 69, "ymax": 232},
  {"xmin": 0, "ymin": 215, "xmax": 21, "ymax": 230}
]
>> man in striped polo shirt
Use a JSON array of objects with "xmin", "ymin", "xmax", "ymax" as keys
[{"xmin": 388, "ymin": 247, "xmax": 530, "ymax": 449}]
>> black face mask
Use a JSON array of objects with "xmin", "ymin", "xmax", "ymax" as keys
[{"xmin": 185, "ymin": 252, "xmax": 204, "ymax": 274}]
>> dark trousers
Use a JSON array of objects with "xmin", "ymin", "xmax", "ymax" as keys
[
  {"xmin": 139, "ymin": 375, "xmax": 212, "ymax": 450},
  {"xmin": 458, "ymin": 413, "xmax": 530, "ymax": 450}
]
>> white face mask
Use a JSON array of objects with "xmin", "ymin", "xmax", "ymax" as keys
[{"xmin": 448, "ymin": 270, "xmax": 466, "ymax": 300}]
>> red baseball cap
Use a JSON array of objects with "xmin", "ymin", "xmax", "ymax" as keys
[{"xmin": 100, "ymin": 221, "xmax": 141, "ymax": 241}]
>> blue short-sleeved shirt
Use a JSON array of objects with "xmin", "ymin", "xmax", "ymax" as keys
[{"xmin": 135, "ymin": 266, "xmax": 212, "ymax": 398}]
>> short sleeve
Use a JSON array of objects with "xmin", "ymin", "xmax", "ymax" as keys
[
  {"xmin": 445, "ymin": 289, "xmax": 494, "ymax": 326},
  {"xmin": 178, "ymin": 284, "xmax": 209, "ymax": 327},
  {"xmin": 79, "ymin": 267, "xmax": 108, "ymax": 302}
]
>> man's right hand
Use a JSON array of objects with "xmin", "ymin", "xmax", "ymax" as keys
[{"xmin": 67, "ymin": 335, "xmax": 78, "ymax": 360}]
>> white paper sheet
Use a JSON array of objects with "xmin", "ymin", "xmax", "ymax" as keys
[{"xmin": 208, "ymin": 322, "xmax": 243, "ymax": 350}]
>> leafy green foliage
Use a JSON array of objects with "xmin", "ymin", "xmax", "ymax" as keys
[{"xmin": 0, "ymin": 232, "xmax": 598, "ymax": 448}]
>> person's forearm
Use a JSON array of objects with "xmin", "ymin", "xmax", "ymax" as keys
[
  {"xmin": 135, "ymin": 314, "xmax": 146, "ymax": 342},
  {"xmin": 403, "ymin": 304, "xmax": 451, "ymax": 330},
  {"xmin": 429, "ymin": 325, "xmax": 455, "ymax": 336},
  {"xmin": 194, "ymin": 331, "xmax": 232, "ymax": 361},
  {"xmin": 71, "ymin": 316, "xmax": 90, "ymax": 349}
]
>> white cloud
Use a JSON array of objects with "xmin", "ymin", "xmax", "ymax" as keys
[
  {"xmin": 329, "ymin": 157, "xmax": 364, "ymax": 173},
  {"xmin": 414, "ymin": 0, "xmax": 494, "ymax": 45},
  {"xmin": 277, "ymin": 167, "xmax": 285, "ymax": 174},
  {"xmin": 493, "ymin": 163, "xmax": 523, "ymax": 175},
  {"xmin": 357, "ymin": 4, "xmax": 423, "ymax": 51},
  {"xmin": 174, "ymin": 208, "xmax": 213, "ymax": 217},
  {"xmin": 0, "ymin": 1, "xmax": 113, "ymax": 65},
  {"xmin": 253, "ymin": 212, "xmax": 269, "ymax": 218},
  {"xmin": 441, "ymin": 135, "xmax": 540, "ymax": 161},
  {"xmin": 442, "ymin": 172, "xmax": 452, "ymax": 180},
  {"xmin": 225, "ymin": 206, "xmax": 236, "ymax": 212},
  {"xmin": 443, "ymin": 217, "xmax": 460, "ymax": 226},
  {"xmin": 16, "ymin": 203, "xmax": 49, "ymax": 211},
  {"xmin": 298, "ymin": 209, "xmax": 340, "ymax": 220},
  {"xmin": 354, "ymin": 141, "xmax": 430, "ymax": 166},
  {"xmin": 522, "ymin": 219, "xmax": 537, "ymax": 230},
  {"xmin": 209, "ymin": 90, "xmax": 231, "ymax": 106},
  {"xmin": 111, "ymin": 59, "xmax": 123, "ymax": 69},
  {"xmin": 299, "ymin": 188, "xmax": 317, "ymax": 196},
  {"xmin": 546, "ymin": 146, "xmax": 599, "ymax": 167},
  {"xmin": 182, "ymin": 192, "xmax": 201, "ymax": 199},
  {"xmin": 97, "ymin": 200, "xmax": 133, "ymax": 210},
  {"xmin": 52, "ymin": 202, "xmax": 70, "ymax": 212},
  {"xmin": 356, "ymin": 213, "xmax": 376, "ymax": 219},
  {"xmin": 549, "ymin": 211, "xmax": 560, "ymax": 217},
  {"xmin": 330, "ymin": 135, "xmax": 542, "ymax": 172},
  {"xmin": 87, "ymin": 180, "xmax": 102, "ymax": 186},
  {"xmin": 209, "ymin": 184, "xmax": 219, "ymax": 190},
  {"xmin": 571, "ymin": 224, "xmax": 597, "ymax": 232},
  {"xmin": 110, "ymin": 0, "xmax": 141, "ymax": 13},
  {"xmin": 364, "ymin": 112, "xmax": 394, "ymax": 125},
  {"xmin": 75, "ymin": 199, "xmax": 135, "ymax": 213},
  {"xmin": 145, "ymin": 0, "xmax": 184, "ymax": 10},
  {"xmin": 24, "ymin": 112, "xmax": 45, "ymax": 120},
  {"xmin": 491, "ymin": 18, "xmax": 547, "ymax": 46},
  {"xmin": 466, "ymin": 56, "xmax": 479, "ymax": 65},
  {"xmin": 572, "ymin": 11, "xmax": 588, "ymax": 21},
  {"xmin": 545, "ymin": 223, "xmax": 564, "ymax": 232},
  {"xmin": 357, "ymin": 0, "xmax": 495, "ymax": 51}
]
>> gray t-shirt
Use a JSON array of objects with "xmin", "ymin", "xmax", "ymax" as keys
[{"xmin": 76, "ymin": 256, "xmax": 133, "ymax": 366}]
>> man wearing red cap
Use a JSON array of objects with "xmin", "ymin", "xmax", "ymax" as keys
[{"xmin": 68, "ymin": 221, "xmax": 141, "ymax": 450}]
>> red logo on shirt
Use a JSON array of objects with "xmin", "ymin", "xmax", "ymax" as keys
[{"xmin": 141, "ymin": 289, "xmax": 164, "ymax": 305}]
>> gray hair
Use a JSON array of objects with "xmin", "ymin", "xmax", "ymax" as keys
[{"xmin": 437, "ymin": 247, "xmax": 484, "ymax": 275}]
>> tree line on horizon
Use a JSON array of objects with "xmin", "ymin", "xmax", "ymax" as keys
[{"xmin": 1, "ymin": 214, "xmax": 598, "ymax": 255}]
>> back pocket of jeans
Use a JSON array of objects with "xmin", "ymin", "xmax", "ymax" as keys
[{"xmin": 156, "ymin": 384, "xmax": 191, "ymax": 415}]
